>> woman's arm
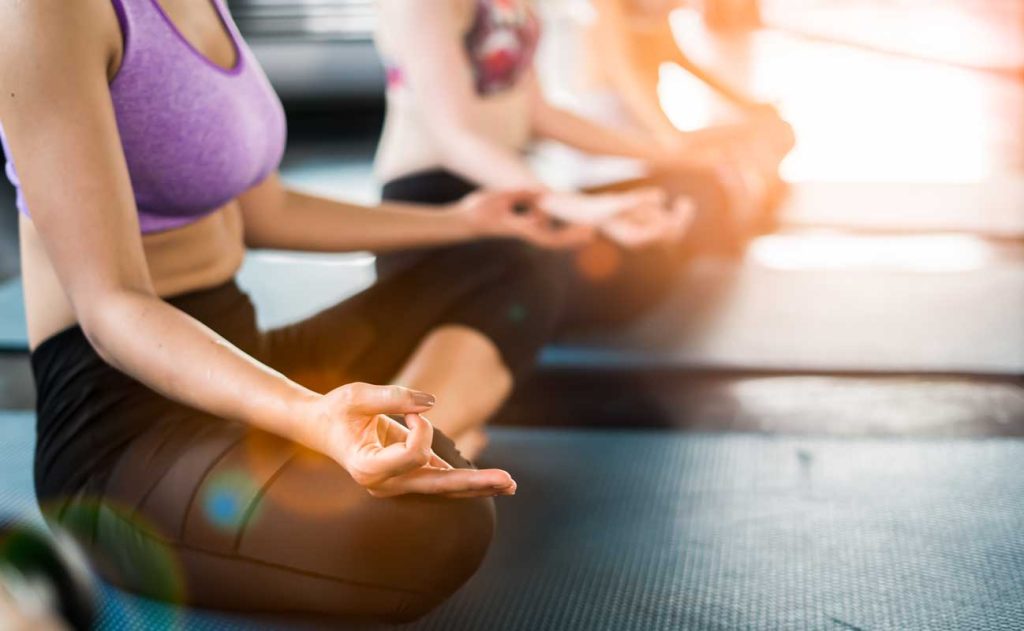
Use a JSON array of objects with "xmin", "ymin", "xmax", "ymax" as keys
[
  {"xmin": 528, "ymin": 75, "xmax": 667, "ymax": 162},
  {"xmin": 589, "ymin": 0, "xmax": 684, "ymax": 141},
  {"xmin": 237, "ymin": 173, "xmax": 592, "ymax": 252},
  {"xmin": 378, "ymin": 0, "xmax": 543, "ymax": 189},
  {"xmin": 593, "ymin": 0, "xmax": 766, "ymax": 129},
  {"xmin": 0, "ymin": 0, "xmax": 513, "ymax": 497}
]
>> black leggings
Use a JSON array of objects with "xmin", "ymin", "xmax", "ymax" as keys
[
  {"xmin": 379, "ymin": 169, "xmax": 729, "ymax": 335},
  {"xmin": 32, "ymin": 279, "xmax": 515, "ymax": 622}
]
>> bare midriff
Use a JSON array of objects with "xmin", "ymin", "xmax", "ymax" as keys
[{"xmin": 20, "ymin": 203, "xmax": 246, "ymax": 350}]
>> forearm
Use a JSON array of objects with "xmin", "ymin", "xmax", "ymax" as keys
[
  {"xmin": 532, "ymin": 100, "xmax": 660, "ymax": 162},
  {"xmin": 243, "ymin": 187, "xmax": 481, "ymax": 253},
  {"xmin": 592, "ymin": 12, "xmax": 681, "ymax": 141},
  {"xmin": 608, "ymin": 61, "xmax": 682, "ymax": 142},
  {"xmin": 671, "ymin": 51, "xmax": 760, "ymax": 110},
  {"xmin": 81, "ymin": 290, "xmax": 320, "ymax": 446}
]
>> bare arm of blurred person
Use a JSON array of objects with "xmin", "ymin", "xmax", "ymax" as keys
[
  {"xmin": 589, "ymin": 0, "xmax": 792, "ymax": 157},
  {"xmin": 588, "ymin": 0, "xmax": 686, "ymax": 142},
  {"xmin": 527, "ymin": 74, "xmax": 674, "ymax": 165},
  {"xmin": 592, "ymin": 0, "xmax": 767, "ymax": 128}
]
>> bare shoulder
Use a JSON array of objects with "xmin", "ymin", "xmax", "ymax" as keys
[{"xmin": 0, "ymin": 0, "xmax": 121, "ymax": 80}]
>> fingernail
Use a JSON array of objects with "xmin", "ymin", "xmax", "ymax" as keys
[{"xmin": 412, "ymin": 391, "xmax": 436, "ymax": 407}]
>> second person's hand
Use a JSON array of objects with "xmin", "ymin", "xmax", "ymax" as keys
[
  {"xmin": 454, "ymin": 189, "xmax": 594, "ymax": 249},
  {"xmin": 538, "ymin": 189, "xmax": 695, "ymax": 249},
  {"xmin": 598, "ymin": 192, "xmax": 696, "ymax": 249}
]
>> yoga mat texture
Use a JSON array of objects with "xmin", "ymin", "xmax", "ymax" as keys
[
  {"xmin": 1, "ymin": 412, "xmax": 1022, "ymax": 630},
  {"xmin": 0, "ymin": 279, "xmax": 26, "ymax": 352}
]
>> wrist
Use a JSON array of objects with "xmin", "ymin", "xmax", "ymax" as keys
[
  {"xmin": 637, "ymin": 131, "xmax": 681, "ymax": 165},
  {"xmin": 443, "ymin": 202, "xmax": 487, "ymax": 239},
  {"xmin": 274, "ymin": 383, "xmax": 324, "ymax": 450},
  {"xmin": 645, "ymin": 142, "xmax": 678, "ymax": 170}
]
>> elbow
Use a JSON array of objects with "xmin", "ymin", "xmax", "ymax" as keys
[
  {"xmin": 82, "ymin": 330, "xmax": 117, "ymax": 368},
  {"xmin": 77, "ymin": 309, "xmax": 118, "ymax": 367},
  {"xmin": 241, "ymin": 225, "xmax": 274, "ymax": 250},
  {"xmin": 73, "ymin": 289, "xmax": 148, "ymax": 369},
  {"xmin": 528, "ymin": 104, "xmax": 559, "ymax": 142},
  {"xmin": 76, "ymin": 301, "xmax": 120, "ymax": 367},
  {"xmin": 238, "ymin": 210, "xmax": 273, "ymax": 250},
  {"xmin": 431, "ymin": 123, "xmax": 484, "ymax": 165}
]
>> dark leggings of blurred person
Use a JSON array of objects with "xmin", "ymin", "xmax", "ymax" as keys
[
  {"xmin": 0, "ymin": 0, "xmax": 629, "ymax": 621},
  {"xmin": 373, "ymin": 0, "xmax": 793, "ymax": 455}
]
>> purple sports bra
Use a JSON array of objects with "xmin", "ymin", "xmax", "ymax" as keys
[
  {"xmin": 0, "ymin": 0, "xmax": 286, "ymax": 234},
  {"xmin": 385, "ymin": 0, "xmax": 540, "ymax": 96}
]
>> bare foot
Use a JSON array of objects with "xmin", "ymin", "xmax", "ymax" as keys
[{"xmin": 455, "ymin": 429, "xmax": 490, "ymax": 463}]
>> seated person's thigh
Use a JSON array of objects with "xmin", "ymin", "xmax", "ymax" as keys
[{"xmin": 57, "ymin": 412, "xmax": 495, "ymax": 622}]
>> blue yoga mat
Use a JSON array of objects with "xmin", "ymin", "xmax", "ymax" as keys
[
  {"xmin": 2, "ymin": 412, "xmax": 1022, "ymax": 630},
  {"xmin": 0, "ymin": 279, "xmax": 26, "ymax": 352}
]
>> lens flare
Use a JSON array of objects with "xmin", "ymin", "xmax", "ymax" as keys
[
  {"xmin": 239, "ymin": 431, "xmax": 364, "ymax": 518},
  {"xmin": 507, "ymin": 302, "xmax": 528, "ymax": 323},
  {"xmin": 37, "ymin": 497, "xmax": 188, "ymax": 630},
  {"xmin": 201, "ymin": 470, "xmax": 260, "ymax": 532},
  {"xmin": 748, "ymin": 232, "xmax": 996, "ymax": 272}
]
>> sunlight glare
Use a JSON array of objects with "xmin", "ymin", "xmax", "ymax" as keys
[{"xmin": 748, "ymin": 232, "xmax": 997, "ymax": 272}]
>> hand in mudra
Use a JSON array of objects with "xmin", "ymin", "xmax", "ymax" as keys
[
  {"xmin": 600, "ymin": 192, "xmax": 696, "ymax": 248},
  {"xmin": 539, "ymin": 188, "xmax": 695, "ymax": 249},
  {"xmin": 307, "ymin": 383, "xmax": 516, "ymax": 498},
  {"xmin": 457, "ymin": 189, "xmax": 594, "ymax": 249}
]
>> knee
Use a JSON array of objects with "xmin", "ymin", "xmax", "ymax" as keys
[
  {"xmin": 480, "ymin": 238, "xmax": 565, "ymax": 278},
  {"xmin": 429, "ymin": 240, "xmax": 567, "ymax": 378},
  {"xmin": 617, "ymin": 245, "xmax": 676, "ymax": 312},
  {"xmin": 578, "ymin": 243, "xmax": 676, "ymax": 327},
  {"xmin": 385, "ymin": 495, "xmax": 496, "ymax": 622},
  {"xmin": 487, "ymin": 240, "xmax": 568, "ymax": 322}
]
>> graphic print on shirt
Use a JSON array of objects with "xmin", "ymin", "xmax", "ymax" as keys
[{"xmin": 464, "ymin": 0, "xmax": 539, "ymax": 95}]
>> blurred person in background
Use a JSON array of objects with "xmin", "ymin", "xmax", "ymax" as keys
[
  {"xmin": 376, "ymin": 0, "xmax": 701, "ymax": 461},
  {"xmin": 372, "ymin": 0, "xmax": 790, "ymax": 456}
]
